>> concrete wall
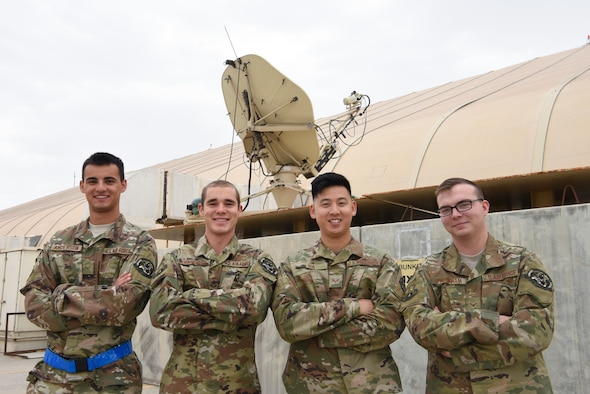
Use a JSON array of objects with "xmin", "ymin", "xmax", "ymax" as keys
[{"xmin": 135, "ymin": 203, "xmax": 589, "ymax": 392}]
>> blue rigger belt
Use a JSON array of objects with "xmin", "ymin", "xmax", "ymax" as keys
[{"xmin": 43, "ymin": 340, "xmax": 133, "ymax": 373}]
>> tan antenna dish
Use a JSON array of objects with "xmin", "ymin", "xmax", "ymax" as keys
[{"xmin": 222, "ymin": 54, "xmax": 319, "ymax": 209}]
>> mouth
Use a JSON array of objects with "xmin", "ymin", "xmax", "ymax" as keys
[{"xmin": 328, "ymin": 219, "xmax": 342, "ymax": 223}]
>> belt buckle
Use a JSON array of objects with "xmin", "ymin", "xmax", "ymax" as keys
[{"xmin": 74, "ymin": 358, "xmax": 89, "ymax": 373}]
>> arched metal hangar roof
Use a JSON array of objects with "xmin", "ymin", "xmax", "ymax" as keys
[{"xmin": 1, "ymin": 45, "xmax": 589, "ymax": 244}]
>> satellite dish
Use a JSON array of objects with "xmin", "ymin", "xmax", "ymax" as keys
[
  {"xmin": 222, "ymin": 54, "xmax": 369, "ymax": 209},
  {"xmin": 222, "ymin": 55, "xmax": 319, "ymax": 208}
]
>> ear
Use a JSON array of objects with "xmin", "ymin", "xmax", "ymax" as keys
[
  {"xmin": 482, "ymin": 199, "xmax": 490, "ymax": 214},
  {"xmin": 121, "ymin": 179, "xmax": 127, "ymax": 193},
  {"xmin": 309, "ymin": 203, "xmax": 316, "ymax": 220},
  {"xmin": 198, "ymin": 203, "xmax": 204, "ymax": 216},
  {"xmin": 351, "ymin": 199, "xmax": 358, "ymax": 217},
  {"xmin": 79, "ymin": 179, "xmax": 85, "ymax": 193}
]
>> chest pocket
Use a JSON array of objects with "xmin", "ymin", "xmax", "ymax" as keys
[
  {"xmin": 435, "ymin": 277, "xmax": 467, "ymax": 312},
  {"xmin": 51, "ymin": 245, "xmax": 84, "ymax": 285},
  {"xmin": 100, "ymin": 247, "xmax": 133, "ymax": 285},
  {"xmin": 482, "ymin": 270, "xmax": 518, "ymax": 314},
  {"xmin": 293, "ymin": 261, "xmax": 329, "ymax": 302},
  {"xmin": 346, "ymin": 259, "xmax": 380, "ymax": 299},
  {"xmin": 179, "ymin": 258, "xmax": 210, "ymax": 291},
  {"xmin": 220, "ymin": 260, "xmax": 251, "ymax": 290}
]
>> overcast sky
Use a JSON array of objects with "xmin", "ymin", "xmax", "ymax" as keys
[{"xmin": 1, "ymin": 1, "xmax": 588, "ymax": 211}]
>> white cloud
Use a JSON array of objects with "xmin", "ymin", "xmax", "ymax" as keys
[{"xmin": 1, "ymin": 0, "xmax": 589, "ymax": 210}]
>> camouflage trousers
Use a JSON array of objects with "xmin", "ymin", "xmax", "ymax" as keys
[
  {"xmin": 26, "ymin": 378, "xmax": 141, "ymax": 394},
  {"xmin": 25, "ymin": 355, "xmax": 143, "ymax": 394}
]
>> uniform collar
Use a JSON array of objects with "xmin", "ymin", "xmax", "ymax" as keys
[
  {"xmin": 312, "ymin": 238, "xmax": 364, "ymax": 263},
  {"xmin": 443, "ymin": 233, "xmax": 505, "ymax": 275},
  {"xmin": 74, "ymin": 214, "xmax": 126, "ymax": 243},
  {"xmin": 195, "ymin": 234, "xmax": 240, "ymax": 261}
]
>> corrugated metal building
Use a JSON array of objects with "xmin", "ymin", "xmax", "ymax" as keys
[{"xmin": 1, "ymin": 44, "xmax": 589, "ymax": 391}]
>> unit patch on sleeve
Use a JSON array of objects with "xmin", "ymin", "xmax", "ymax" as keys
[
  {"xmin": 135, "ymin": 259, "xmax": 156, "ymax": 278},
  {"xmin": 259, "ymin": 257, "xmax": 278, "ymax": 276},
  {"xmin": 526, "ymin": 268, "xmax": 553, "ymax": 290}
]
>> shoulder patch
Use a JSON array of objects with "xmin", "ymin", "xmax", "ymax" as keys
[
  {"xmin": 134, "ymin": 259, "xmax": 156, "ymax": 278},
  {"xmin": 259, "ymin": 257, "xmax": 278, "ymax": 276},
  {"xmin": 525, "ymin": 269, "xmax": 553, "ymax": 291}
]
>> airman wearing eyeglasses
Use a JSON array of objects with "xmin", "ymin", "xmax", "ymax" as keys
[{"xmin": 402, "ymin": 177, "xmax": 554, "ymax": 393}]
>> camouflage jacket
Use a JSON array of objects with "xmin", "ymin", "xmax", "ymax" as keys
[
  {"xmin": 149, "ymin": 235, "xmax": 277, "ymax": 394},
  {"xmin": 19, "ymin": 215, "xmax": 157, "ymax": 389},
  {"xmin": 402, "ymin": 234, "xmax": 554, "ymax": 393},
  {"xmin": 272, "ymin": 238, "xmax": 405, "ymax": 393}
]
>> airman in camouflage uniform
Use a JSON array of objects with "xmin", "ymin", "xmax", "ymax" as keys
[
  {"xmin": 272, "ymin": 173, "xmax": 405, "ymax": 393},
  {"xmin": 402, "ymin": 178, "xmax": 554, "ymax": 393},
  {"xmin": 150, "ymin": 180, "xmax": 277, "ymax": 394},
  {"xmin": 20, "ymin": 152, "xmax": 157, "ymax": 393}
]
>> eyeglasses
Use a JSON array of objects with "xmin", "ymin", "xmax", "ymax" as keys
[{"xmin": 437, "ymin": 199, "xmax": 483, "ymax": 217}]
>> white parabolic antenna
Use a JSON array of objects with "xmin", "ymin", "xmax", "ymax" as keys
[{"xmin": 222, "ymin": 54, "xmax": 368, "ymax": 209}]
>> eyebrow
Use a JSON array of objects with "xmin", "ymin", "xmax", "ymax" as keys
[
  {"xmin": 319, "ymin": 197, "xmax": 348, "ymax": 203},
  {"xmin": 206, "ymin": 198, "xmax": 237, "ymax": 204},
  {"xmin": 85, "ymin": 176, "xmax": 117, "ymax": 181}
]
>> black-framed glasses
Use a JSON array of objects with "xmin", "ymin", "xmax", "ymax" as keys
[{"xmin": 437, "ymin": 199, "xmax": 483, "ymax": 217}]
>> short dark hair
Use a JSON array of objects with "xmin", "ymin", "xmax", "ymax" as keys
[
  {"xmin": 82, "ymin": 152, "xmax": 125, "ymax": 181},
  {"xmin": 311, "ymin": 172, "xmax": 352, "ymax": 199},
  {"xmin": 201, "ymin": 180, "xmax": 240, "ymax": 203},
  {"xmin": 435, "ymin": 177, "xmax": 484, "ymax": 199}
]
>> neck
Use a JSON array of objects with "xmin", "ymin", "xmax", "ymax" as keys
[
  {"xmin": 454, "ymin": 232, "xmax": 488, "ymax": 256},
  {"xmin": 205, "ymin": 232, "xmax": 234, "ymax": 254},
  {"xmin": 321, "ymin": 235, "xmax": 352, "ymax": 254},
  {"xmin": 89, "ymin": 211, "xmax": 120, "ymax": 225}
]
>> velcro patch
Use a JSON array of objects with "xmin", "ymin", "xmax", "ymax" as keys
[
  {"xmin": 402, "ymin": 287, "xmax": 418, "ymax": 302},
  {"xmin": 525, "ymin": 269, "xmax": 553, "ymax": 291},
  {"xmin": 259, "ymin": 257, "xmax": 278, "ymax": 276},
  {"xmin": 134, "ymin": 259, "xmax": 155, "ymax": 278}
]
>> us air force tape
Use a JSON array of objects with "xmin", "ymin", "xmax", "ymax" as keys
[
  {"xmin": 135, "ymin": 259, "xmax": 155, "ymax": 278},
  {"xmin": 525, "ymin": 269, "xmax": 553, "ymax": 290}
]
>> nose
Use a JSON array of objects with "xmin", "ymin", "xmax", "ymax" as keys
[
  {"xmin": 450, "ymin": 206, "xmax": 463, "ymax": 217},
  {"xmin": 95, "ymin": 180, "xmax": 108, "ymax": 190},
  {"xmin": 328, "ymin": 203, "xmax": 339, "ymax": 214}
]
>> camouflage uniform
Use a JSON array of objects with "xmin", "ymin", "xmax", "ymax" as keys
[
  {"xmin": 272, "ymin": 238, "xmax": 405, "ymax": 393},
  {"xmin": 149, "ymin": 235, "xmax": 277, "ymax": 394},
  {"xmin": 20, "ymin": 215, "xmax": 157, "ymax": 393},
  {"xmin": 402, "ymin": 234, "xmax": 554, "ymax": 393}
]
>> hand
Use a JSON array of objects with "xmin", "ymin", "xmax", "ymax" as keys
[
  {"xmin": 114, "ymin": 272, "xmax": 132, "ymax": 287},
  {"xmin": 358, "ymin": 299, "xmax": 374, "ymax": 315},
  {"xmin": 498, "ymin": 314, "xmax": 511, "ymax": 324}
]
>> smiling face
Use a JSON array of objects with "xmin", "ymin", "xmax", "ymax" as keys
[
  {"xmin": 310, "ymin": 185, "xmax": 357, "ymax": 247},
  {"xmin": 436, "ymin": 183, "xmax": 489, "ymax": 241},
  {"xmin": 199, "ymin": 185, "xmax": 242, "ymax": 240},
  {"xmin": 79, "ymin": 163, "xmax": 127, "ymax": 224}
]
